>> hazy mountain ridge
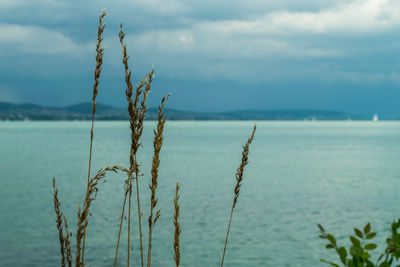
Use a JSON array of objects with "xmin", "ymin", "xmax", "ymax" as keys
[{"xmin": 0, "ymin": 101, "xmax": 366, "ymax": 120}]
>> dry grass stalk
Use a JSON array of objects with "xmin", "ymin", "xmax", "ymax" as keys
[
  {"xmin": 53, "ymin": 178, "xmax": 66, "ymax": 267},
  {"xmin": 63, "ymin": 216, "xmax": 72, "ymax": 267},
  {"xmin": 81, "ymin": 9, "xmax": 106, "ymax": 266},
  {"xmin": 75, "ymin": 165, "xmax": 128, "ymax": 267},
  {"xmin": 221, "ymin": 124, "xmax": 256, "ymax": 267},
  {"xmin": 113, "ymin": 76, "xmax": 148, "ymax": 267},
  {"xmin": 132, "ymin": 68, "xmax": 153, "ymax": 267},
  {"xmin": 173, "ymin": 183, "xmax": 181, "ymax": 267},
  {"xmin": 147, "ymin": 96, "xmax": 168, "ymax": 267},
  {"xmin": 113, "ymin": 189, "xmax": 129, "ymax": 267},
  {"xmin": 117, "ymin": 24, "xmax": 154, "ymax": 267},
  {"xmin": 118, "ymin": 24, "xmax": 139, "ymax": 267}
]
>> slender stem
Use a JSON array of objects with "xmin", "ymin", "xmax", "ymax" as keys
[
  {"xmin": 135, "ymin": 166, "xmax": 144, "ymax": 267},
  {"xmin": 81, "ymin": 9, "xmax": 106, "ymax": 265},
  {"xmin": 147, "ymin": 96, "xmax": 167, "ymax": 267},
  {"xmin": 384, "ymin": 238, "xmax": 392, "ymax": 263},
  {"xmin": 113, "ymin": 190, "xmax": 128, "ymax": 267},
  {"xmin": 119, "ymin": 24, "xmax": 145, "ymax": 267},
  {"xmin": 220, "ymin": 125, "xmax": 256, "ymax": 267},
  {"xmin": 173, "ymin": 183, "xmax": 181, "ymax": 267},
  {"xmin": 128, "ymin": 181, "xmax": 132, "ymax": 267},
  {"xmin": 75, "ymin": 166, "xmax": 128, "ymax": 267},
  {"xmin": 52, "ymin": 179, "xmax": 66, "ymax": 267},
  {"xmin": 221, "ymin": 204, "xmax": 234, "ymax": 267},
  {"xmin": 147, "ymin": 227, "xmax": 153, "ymax": 267},
  {"xmin": 81, "ymin": 115, "xmax": 95, "ymax": 265}
]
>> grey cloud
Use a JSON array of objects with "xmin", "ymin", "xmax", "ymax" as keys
[{"xmin": 0, "ymin": 0, "xmax": 400, "ymax": 116}]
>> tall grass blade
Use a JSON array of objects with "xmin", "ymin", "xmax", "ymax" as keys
[
  {"xmin": 173, "ymin": 183, "xmax": 181, "ymax": 267},
  {"xmin": 53, "ymin": 178, "xmax": 66, "ymax": 267},
  {"xmin": 147, "ymin": 96, "xmax": 168, "ymax": 267},
  {"xmin": 221, "ymin": 125, "xmax": 256, "ymax": 267},
  {"xmin": 81, "ymin": 9, "xmax": 106, "ymax": 266}
]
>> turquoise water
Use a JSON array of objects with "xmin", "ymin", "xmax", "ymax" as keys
[{"xmin": 1, "ymin": 121, "xmax": 400, "ymax": 266}]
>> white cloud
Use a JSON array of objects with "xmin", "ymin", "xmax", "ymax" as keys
[
  {"xmin": 266, "ymin": 0, "xmax": 400, "ymax": 34},
  {"xmin": 125, "ymin": 22, "xmax": 342, "ymax": 61},
  {"xmin": 0, "ymin": 24, "xmax": 92, "ymax": 56},
  {"xmin": 133, "ymin": 0, "xmax": 188, "ymax": 14},
  {"xmin": 119, "ymin": 0, "xmax": 400, "ymax": 64},
  {"xmin": 193, "ymin": 0, "xmax": 400, "ymax": 37},
  {"xmin": 0, "ymin": 0, "xmax": 65, "ymax": 8}
]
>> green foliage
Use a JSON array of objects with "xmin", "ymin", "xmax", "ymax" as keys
[{"xmin": 318, "ymin": 220, "xmax": 400, "ymax": 267}]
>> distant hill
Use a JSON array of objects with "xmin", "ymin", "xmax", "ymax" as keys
[{"xmin": 0, "ymin": 101, "xmax": 365, "ymax": 121}]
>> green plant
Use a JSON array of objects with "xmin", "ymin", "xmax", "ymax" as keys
[{"xmin": 318, "ymin": 220, "xmax": 400, "ymax": 267}]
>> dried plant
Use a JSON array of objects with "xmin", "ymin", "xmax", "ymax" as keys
[
  {"xmin": 53, "ymin": 178, "xmax": 66, "ymax": 267},
  {"xmin": 115, "ymin": 24, "xmax": 154, "ymax": 267},
  {"xmin": 173, "ymin": 183, "xmax": 181, "ymax": 267},
  {"xmin": 221, "ymin": 125, "xmax": 256, "ymax": 267},
  {"xmin": 52, "ymin": 10, "xmax": 258, "ymax": 267},
  {"xmin": 75, "ymin": 165, "xmax": 129, "ymax": 267},
  {"xmin": 147, "ymin": 96, "xmax": 168, "ymax": 267},
  {"xmin": 81, "ymin": 8, "xmax": 106, "ymax": 266},
  {"xmin": 131, "ymin": 70, "xmax": 153, "ymax": 267},
  {"xmin": 63, "ymin": 216, "xmax": 72, "ymax": 267}
]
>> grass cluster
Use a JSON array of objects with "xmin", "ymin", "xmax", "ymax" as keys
[{"xmin": 52, "ymin": 10, "xmax": 256, "ymax": 267}]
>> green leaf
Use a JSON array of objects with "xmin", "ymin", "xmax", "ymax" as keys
[
  {"xmin": 355, "ymin": 228, "xmax": 363, "ymax": 239},
  {"xmin": 337, "ymin": 246, "xmax": 347, "ymax": 264},
  {"xmin": 365, "ymin": 243, "xmax": 377, "ymax": 250},
  {"xmin": 350, "ymin": 236, "xmax": 361, "ymax": 247},
  {"xmin": 379, "ymin": 262, "xmax": 390, "ymax": 267},
  {"xmin": 392, "ymin": 221, "xmax": 400, "ymax": 232},
  {"xmin": 364, "ymin": 223, "xmax": 371, "ymax": 234},
  {"xmin": 394, "ymin": 234, "xmax": 400, "ymax": 244},
  {"xmin": 393, "ymin": 251, "xmax": 400, "ymax": 259},
  {"xmin": 325, "ymin": 244, "xmax": 334, "ymax": 249},
  {"xmin": 362, "ymin": 251, "xmax": 371, "ymax": 260},
  {"xmin": 327, "ymin": 234, "xmax": 337, "ymax": 245},
  {"xmin": 350, "ymin": 245, "xmax": 363, "ymax": 257},
  {"xmin": 366, "ymin": 232, "xmax": 376, "ymax": 240}
]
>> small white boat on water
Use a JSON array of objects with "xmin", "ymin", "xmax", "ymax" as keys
[{"xmin": 372, "ymin": 113, "xmax": 378, "ymax": 122}]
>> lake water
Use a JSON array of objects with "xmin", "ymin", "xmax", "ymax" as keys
[{"xmin": 1, "ymin": 121, "xmax": 400, "ymax": 266}]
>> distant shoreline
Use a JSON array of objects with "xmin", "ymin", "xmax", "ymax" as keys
[
  {"xmin": 0, "ymin": 101, "xmax": 385, "ymax": 121},
  {"xmin": 0, "ymin": 119, "xmax": 396, "ymax": 122}
]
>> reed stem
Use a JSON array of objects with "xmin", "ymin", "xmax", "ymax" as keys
[
  {"xmin": 119, "ymin": 24, "xmax": 153, "ymax": 267},
  {"xmin": 173, "ymin": 183, "xmax": 181, "ymax": 267},
  {"xmin": 128, "ymin": 181, "xmax": 132, "ymax": 267},
  {"xmin": 64, "ymin": 215, "xmax": 72, "ymax": 267},
  {"xmin": 75, "ymin": 166, "xmax": 128, "ymax": 267},
  {"xmin": 113, "ymin": 189, "xmax": 128, "ymax": 267},
  {"xmin": 81, "ymin": 9, "xmax": 106, "ymax": 266},
  {"xmin": 135, "ymin": 171, "xmax": 144, "ymax": 267},
  {"xmin": 53, "ymin": 178, "xmax": 66, "ymax": 267},
  {"xmin": 147, "ymin": 96, "xmax": 168, "ymax": 267},
  {"xmin": 221, "ymin": 125, "xmax": 256, "ymax": 267}
]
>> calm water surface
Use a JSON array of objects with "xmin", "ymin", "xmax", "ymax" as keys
[{"xmin": 1, "ymin": 121, "xmax": 400, "ymax": 266}]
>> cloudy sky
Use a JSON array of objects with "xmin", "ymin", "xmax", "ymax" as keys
[{"xmin": 1, "ymin": 0, "xmax": 400, "ymax": 115}]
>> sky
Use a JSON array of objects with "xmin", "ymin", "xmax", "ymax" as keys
[{"xmin": 1, "ymin": 0, "xmax": 400, "ymax": 116}]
